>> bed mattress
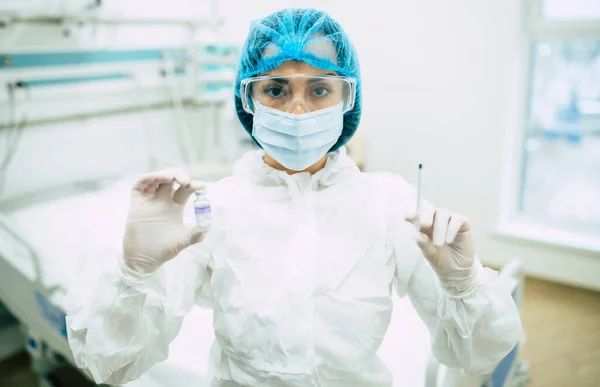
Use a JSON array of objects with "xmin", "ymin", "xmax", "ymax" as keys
[{"xmin": 0, "ymin": 178, "xmax": 134, "ymax": 302}]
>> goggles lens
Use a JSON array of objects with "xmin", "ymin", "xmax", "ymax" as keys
[{"xmin": 241, "ymin": 75, "xmax": 356, "ymax": 115}]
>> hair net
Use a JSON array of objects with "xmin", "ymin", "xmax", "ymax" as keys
[{"xmin": 234, "ymin": 8, "xmax": 361, "ymax": 152}]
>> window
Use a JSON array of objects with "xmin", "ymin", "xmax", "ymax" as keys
[
  {"xmin": 523, "ymin": 38, "xmax": 600, "ymax": 229},
  {"xmin": 503, "ymin": 1, "xmax": 600, "ymax": 249}
]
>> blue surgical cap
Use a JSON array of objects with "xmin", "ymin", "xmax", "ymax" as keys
[{"xmin": 234, "ymin": 8, "xmax": 361, "ymax": 152}]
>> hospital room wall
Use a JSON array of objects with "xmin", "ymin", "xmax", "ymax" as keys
[{"xmin": 314, "ymin": 0, "xmax": 600, "ymax": 291}]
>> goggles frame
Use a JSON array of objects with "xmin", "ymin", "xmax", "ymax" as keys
[{"xmin": 240, "ymin": 74, "xmax": 357, "ymax": 115}]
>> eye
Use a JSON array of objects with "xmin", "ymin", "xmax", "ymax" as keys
[
  {"xmin": 264, "ymin": 86, "xmax": 285, "ymax": 98},
  {"xmin": 312, "ymin": 86, "xmax": 331, "ymax": 97}
]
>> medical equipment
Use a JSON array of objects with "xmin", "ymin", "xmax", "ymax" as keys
[
  {"xmin": 162, "ymin": 51, "xmax": 198, "ymax": 165},
  {"xmin": 415, "ymin": 163, "xmax": 422, "ymax": 232},
  {"xmin": 194, "ymin": 189, "xmax": 212, "ymax": 229},
  {"xmin": 0, "ymin": 45, "xmax": 240, "ymax": 204},
  {"xmin": 0, "ymin": 81, "xmax": 28, "ymax": 195}
]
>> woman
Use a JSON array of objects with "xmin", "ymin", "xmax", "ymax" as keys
[{"xmin": 64, "ymin": 8, "xmax": 522, "ymax": 387}]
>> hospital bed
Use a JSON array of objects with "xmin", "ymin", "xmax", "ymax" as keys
[
  {"xmin": 0, "ymin": 171, "xmax": 226, "ymax": 387},
  {"xmin": 0, "ymin": 174, "xmax": 526, "ymax": 387}
]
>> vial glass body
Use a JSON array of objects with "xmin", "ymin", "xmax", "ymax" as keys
[{"xmin": 194, "ymin": 190, "xmax": 212, "ymax": 230}]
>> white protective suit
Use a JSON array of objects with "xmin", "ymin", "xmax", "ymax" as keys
[{"xmin": 63, "ymin": 147, "xmax": 522, "ymax": 387}]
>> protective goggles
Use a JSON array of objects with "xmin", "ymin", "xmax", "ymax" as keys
[{"xmin": 240, "ymin": 74, "xmax": 357, "ymax": 115}]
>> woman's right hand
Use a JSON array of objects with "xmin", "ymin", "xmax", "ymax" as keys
[{"xmin": 122, "ymin": 168, "xmax": 206, "ymax": 275}]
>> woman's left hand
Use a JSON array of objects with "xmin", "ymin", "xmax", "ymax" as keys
[{"xmin": 404, "ymin": 203, "xmax": 477, "ymax": 293}]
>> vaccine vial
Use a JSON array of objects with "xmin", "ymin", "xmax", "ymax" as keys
[{"xmin": 193, "ymin": 190, "xmax": 212, "ymax": 230}]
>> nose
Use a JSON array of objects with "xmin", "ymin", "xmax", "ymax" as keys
[{"xmin": 287, "ymin": 98, "xmax": 310, "ymax": 115}]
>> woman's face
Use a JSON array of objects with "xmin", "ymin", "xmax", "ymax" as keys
[{"xmin": 252, "ymin": 61, "xmax": 343, "ymax": 115}]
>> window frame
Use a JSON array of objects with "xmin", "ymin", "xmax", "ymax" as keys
[{"xmin": 494, "ymin": 0, "xmax": 600, "ymax": 253}]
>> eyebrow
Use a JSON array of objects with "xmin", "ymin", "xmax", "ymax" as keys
[
  {"xmin": 264, "ymin": 72, "xmax": 338, "ymax": 84},
  {"xmin": 308, "ymin": 77, "xmax": 333, "ymax": 84},
  {"xmin": 309, "ymin": 72, "xmax": 337, "ymax": 82},
  {"xmin": 270, "ymin": 78, "xmax": 288, "ymax": 85}
]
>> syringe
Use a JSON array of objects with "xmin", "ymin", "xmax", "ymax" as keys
[{"xmin": 415, "ymin": 163, "xmax": 422, "ymax": 232}]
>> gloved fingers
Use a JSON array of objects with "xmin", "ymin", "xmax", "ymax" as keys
[
  {"xmin": 150, "ymin": 169, "xmax": 190, "ymax": 191},
  {"xmin": 145, "ymin": 181, "xmax": 160, "ymax": 195},
  {"xmin": 162, "ymin": 167, "xmax": 191, "ymax": 187},
  {"xmin": 133, "ymin": 175, "xmax": 159, "ymax": 193},
  {"xmin": 446, "ymin": 214, "xmax": 471, "ymax": 244},
  {"xmin": 173, "ymin": 180, "xmax": 205, "ymax": 205},
  {"xmin": 404, "ymin": 199, "xmax": 435, "ymax": 231},
  {"xmin": 132, "ymin": 168, "xmax": 191, "ymax": 194},
  {"xmin": 156, "ymin": 180, "xmax": 176, "ymax": 199},
  {"xmin": 419, "ymin": 203, "xmax": 436, "ymax": 232},
  {"xmin": 432, "ymin": 208, "xmax": 451, "ymax": 247},
  {"xmin": 414, "ymin": 232, "xmax": 437, "ymax": 260},
  {"xmin": 153, "ymin": 169, "xmax": 191, "ymax": 200},
  {"xmin": 132, "ymin": 172, "xmax": 173, "ymax": 192}
]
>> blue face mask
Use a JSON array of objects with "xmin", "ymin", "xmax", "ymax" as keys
[{"xmin": 252, "ymin": 102, "xmax": 344, "ymax": 171}]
